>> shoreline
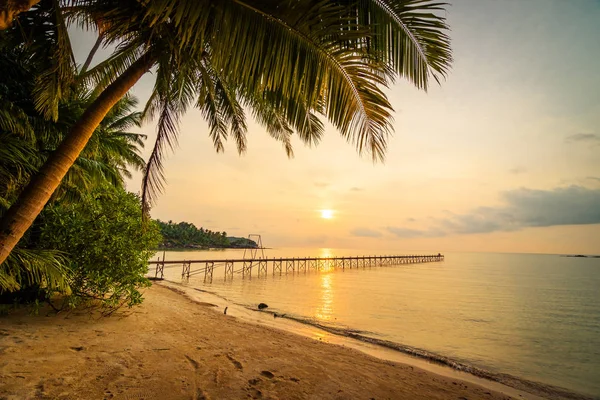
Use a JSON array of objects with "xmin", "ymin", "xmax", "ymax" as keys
[
  {"xmin": 0, "ymin": 284, "xmax": 520, "ymax": 400},
  {"xmin": 166, "ymin": 281, "xmax": 594, "ymax": 400},
  {"xmin": 0, "ymin": 282, "xmax": 594, "ymax": 400}
]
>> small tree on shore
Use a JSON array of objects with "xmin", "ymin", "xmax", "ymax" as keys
[{"xmin": 38, "ymin": 186, "xmax": 161, "ymax": 311}]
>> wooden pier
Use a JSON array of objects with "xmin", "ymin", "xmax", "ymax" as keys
[{"xmin": 148, "ymin": 254, "xmax": 444, "ymax": 282}]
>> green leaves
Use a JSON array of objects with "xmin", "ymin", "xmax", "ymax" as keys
[
  {"xmin": 351, "ymin": 0, "xmax": 453, "ymax": 89},
  {"xmin": 0, "ymin": 0, "xmax": 452, "ymax": 305},
  {"xmin": 38, "ymin": 186, "xmax": 161, "ymax": 309},
  {"xmin": 156, "ymin": 220, "xmax": 230, "ymax": 249},
  {"xmin": 27, "ymin": 0, "xmax": 76, "ymax": 121},
  {"xmin": 4, "ymin": 0, "xmax": 452, "ymax": 224},
  {"xmin": 0, "ymin": 248, "xmax": 69, "ymax": 293},
  {"xmin": 0, "ymin": 46, "xmax": 149, "ymax": 294},
  {"xmin": 127, "ymin": 0, "xmax": 451, "ymax": 212},
  {"xmin": 209, "ymin": 0, "xmax": 394, "ymax": 160}
]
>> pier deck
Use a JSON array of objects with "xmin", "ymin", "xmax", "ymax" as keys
[{"xmin": 148, "ymin": 254, "xmax": 444, "ymax": 282}]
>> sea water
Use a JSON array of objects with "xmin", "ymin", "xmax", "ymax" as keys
[{"xmin": 150, "ymin": 249, "xmax": 600, "ymax": 398}]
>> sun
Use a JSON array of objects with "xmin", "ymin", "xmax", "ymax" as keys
[{"xmin": 320, "ymin": 209, "xmax": 334, "ymax": 219}]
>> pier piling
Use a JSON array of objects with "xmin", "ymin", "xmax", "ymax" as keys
[{"xmin": 149, "ymin": 254, "xmax": 444, "ymax": 283}]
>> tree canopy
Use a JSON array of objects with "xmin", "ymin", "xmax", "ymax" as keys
[
  {"xmin": 156, "ymin": 220, "xmax": 229, "ymax": 249},
  {"xmin": 0, "ymin": 0, "xmax": 452, "ymax": 271},
  {"xmin": 0, "ymin": 43, "xmax": 155, "ymax": 307}
]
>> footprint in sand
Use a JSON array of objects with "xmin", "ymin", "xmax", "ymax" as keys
[
  {"xmin": 245, "ymin": 384, "xmax": 262, "ymax": 399},
  {"xmin": 248, "ymin": 378, "xmax": 261, "ymax": 386},
  {"xmin": 226, "ymin": 354, "xmax": 243, "ymax": 371},
  {"xmin": 260, "ymin": 371, "xmax": 274, "ymax": 379},
  {"xmin": 184, "ymin": 355, "xmax": 209, "ymax": 400}
]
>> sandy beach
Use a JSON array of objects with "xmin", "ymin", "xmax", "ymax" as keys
[{"xmin": 0, "ymin": 283, "xmax": 551, "ymax": 399}]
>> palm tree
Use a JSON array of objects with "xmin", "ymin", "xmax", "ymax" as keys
[
  {"xmin": 0, "ymin": 47, "xmax": 148, "ymax": 291},
  {"xmin": 0, "ymin": 94, "xmax": 147, "ymax": 292},
  {"xmin": 57, "ymin": 94, "xmax": 146, "ymax": 203},
  {"xmin": 0, "ymin": 0, "xmax": 452, "ymax": 265},
  {"xmin": 0, "ymin": 46, "xmax": 146, "ymax": 206}
]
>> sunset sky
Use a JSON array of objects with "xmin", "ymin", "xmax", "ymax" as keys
[{"xmin": 72, "ymin": 0, "xmax": 600, "ymax": 254}]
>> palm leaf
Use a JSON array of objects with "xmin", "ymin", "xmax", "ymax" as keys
[
  {"xmin": 67, "ymin": 0, "xmax": 451, "ymax": 213},
  {"xmin": 31, "ymin": 0, "xmax": 76, "ymax": 120},
  {"xmin": 350, "ymin": 0, "xmax": 453, "ymax": 88},
  {"xmin": 141, "ymin": 49, "xmax": 196, "ymax": 215},
  {"xmin": 0, "ymin": 98, "xmax": 35, "ymax": 140},
  {"xmin": 205, "ymin": 1, "xmax": 394, "ymax": 161},
  {"xmin": 0, "ymin": 248, "xmax": 70, "ymax": 293}
]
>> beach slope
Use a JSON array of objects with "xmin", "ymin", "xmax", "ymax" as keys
[{"xmin": 1, "ymin": 284, "xmax": 515, "ymax": 400}]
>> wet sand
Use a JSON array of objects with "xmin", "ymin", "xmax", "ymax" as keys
[{"xmin": 0, "ymin": 283, "xmax": 546, "ymax": 399}]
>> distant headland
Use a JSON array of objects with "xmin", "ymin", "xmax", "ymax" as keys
[
  {"xmin": 561, "ymin": 254, "xmax": 600, "ymax": 258},
  {"xmin": 155, "ymin": 220, "xmax": 258, "ymax": 250}
]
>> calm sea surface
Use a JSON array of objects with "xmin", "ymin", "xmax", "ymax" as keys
[{"xmin": 150, "ymin": 249, "xmax": 600, "ymax": 398}]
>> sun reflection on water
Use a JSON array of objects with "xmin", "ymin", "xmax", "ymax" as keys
[{"xmin": 315, "ymin": 273, "xmax": 334, "ymax": 321}]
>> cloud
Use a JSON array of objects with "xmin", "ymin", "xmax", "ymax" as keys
[
  {"xmin": 386, "ymin": 186, "xmax": 600, "ymax": 237},
  {"xmin": 587, "ymin": 177, "xmax": 600, "ymax": 182},
  {"xmin": 406, "ymin": 217, "xmax": 417, "ymax": 222},
  {"xmin": 386, "ymin": 227, "xmax": 428, "ymax": 238},
  {"xmin": 502, "ymin": 186, "xmax": 600, "ymax": 227},
  {"xmin": 314, "ymin": 182, "xmax": 329, "ymax": 188},
  {"xmin": 509, "ymin": 166, "xmax": 527, "ymax": 175},
  {"xmin": 349, "ymin": 187, "xmax": 363, "ymax": 192},
  {"xmin": 386, "ymin": 226, "xmax": 447, "ymax": 238},
  {"xmin": 565, "ymin": 133, "xmax": 600, "ymax": 143},
  {"xmin": 350, "ymin": 228, "xmax": 382, "ymax": 238}
]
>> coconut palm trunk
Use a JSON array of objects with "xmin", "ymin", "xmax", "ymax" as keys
[{"xmin": 0, "ymin": 51, "xmax": 156, "ymax": 265}]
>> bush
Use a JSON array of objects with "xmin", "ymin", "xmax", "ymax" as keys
[{"xmin": 38, "ymin": 186, "xmax": 161, "ymax": 311}]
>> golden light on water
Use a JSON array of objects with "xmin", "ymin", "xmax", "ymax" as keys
[
  {"xmin": 315, "ymin": 273, "xmax": 333, "ymax": 321},
  {"xmin": 320, "ymin": 209, "xmax": 334, "ymax": 219},
  {"xmin": 315, "ymin": 248, "xmax": 334, "ymax": 321}
]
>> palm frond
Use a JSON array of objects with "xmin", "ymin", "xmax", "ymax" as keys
[
  {"xmin": 205, "ymin": 0, "xmax": 394, "ymax": 160},
  {"xmin": 242, "ymin": 91, "xmax": 298, "ymax": 158},
  {"xmin": 244, "ymin": 88, "xmax": 325, "ymax": 149},
  {"xmin": 350, "ymin": 0, "xmax": 453, "ymax": 88},
  {"xmin": 31, "ymin": 0, "xmax": 450, "ymax": 216},
  {"xmin": 195, "ymin": 55, "xmax": 250, "ymax": 154},
  {"xmin": 141, "ymin": 50, "xmax": 196, "ymax": 215},
  {"xmin": 211, "ymin": 68, "xmax": 248, "ymax": 154},
  {"xmin": 0, "ymin": 98, "xmax": 35, "ymax": 140},
  {"xmin": 79, "ymin": 40, "xmax": 144, "ymax": 94},
  {"xmin": 31, "ymin": 0, "xmax": 76, "ymax": 120},
  {"xmin": 105, "ymin": 110, "xmax": 142, "ymax": 132},
  {"xmin": 0, "ymin": 248, "xmax": 70, "ymax": 293},
  {"xmin": 197, "ymin": 62, "xmax": 227, "ymax": 153}
]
